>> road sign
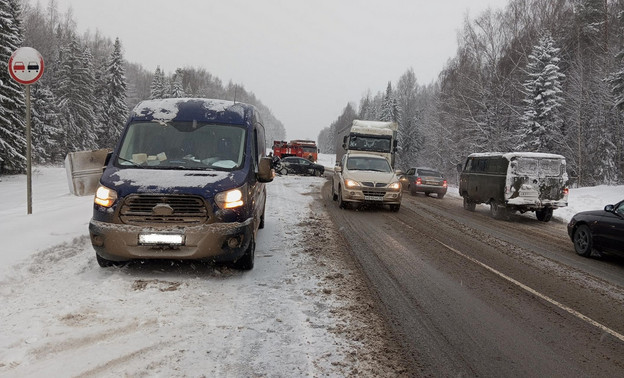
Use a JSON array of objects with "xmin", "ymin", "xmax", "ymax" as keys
[{"xmin": 8, "ymin": 47, "xmax": 44, "ymax": 85}]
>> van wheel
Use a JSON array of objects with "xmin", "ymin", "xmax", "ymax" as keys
[
  {"xmin": 96, "ymin": 253, "xmax": 125, "ymax": 268},
  {"xmin": 490, "ymin": 202, "xmax": 507, "ymax": 220},
  {"xmin": 437, "ymin": 193, "xmax": 445, "ymax": 199},
  {"xmin": 259, "ymin": 209, "xmax": 265, "ymax": 229},
  {"xmin": 389, "ymin": 204, "xmax": 400, "ymax": 212},
  {"xmin": 233, "ymin": 237, "xmax": 255, "ymax": 270},
  {"xmin": 536, "ymin": 208, "xmax": 553, "ymax": 222},
  {"xmin": 463, "ymin": 196, "xmax": 476, "ymax": 211}
]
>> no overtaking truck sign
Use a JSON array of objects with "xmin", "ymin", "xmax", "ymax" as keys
[{"xmin": 8, "ymin": 47, "xmax": 44, "ymax": 85}]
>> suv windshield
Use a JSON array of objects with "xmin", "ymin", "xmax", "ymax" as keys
[
  {"xmin": 346, "ymin": 156, "xmax": 391, "ymax": 172},
  {"xmin": 116, "ymin": 121, "xmax": 246, "ymax": 170}
]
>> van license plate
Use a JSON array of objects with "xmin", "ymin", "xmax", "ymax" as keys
[
  {"xmin": 139, "ymin": 233, "xmax": 185, "ymax": 246},
  {"xmin": 364, "ymin": 196, "xmax": 384, "ymax": 201}
]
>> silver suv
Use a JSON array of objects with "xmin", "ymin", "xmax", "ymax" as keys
[{"xmin": 331, "ymin": 153, "xmax": 402, "ymax": 211}]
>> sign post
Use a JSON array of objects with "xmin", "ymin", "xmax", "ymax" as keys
[{"xmin": 8, "ymin": 47, "xmax": 44, "ymax": 214}]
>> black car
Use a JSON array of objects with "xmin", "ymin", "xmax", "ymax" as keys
[
  {"xmin": 567, "ymin": 200, "xmax": 624, "ymax": 257},
  {"xmin": 278, "ymin": 156, "xmax": 324, "ymax": 176}
]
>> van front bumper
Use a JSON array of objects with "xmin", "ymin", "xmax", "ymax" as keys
[{"xmin": 89, "ymin": 218, "xmax": 253, "ymax": 263}]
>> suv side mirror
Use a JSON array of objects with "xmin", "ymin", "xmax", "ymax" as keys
[
  {"xmin": 258, "ymin": 157, "xmax": 273, "ymax": 183},
  {"xmin": 605, "ymin": 204, "xmax": 615, "ymax": 213}
]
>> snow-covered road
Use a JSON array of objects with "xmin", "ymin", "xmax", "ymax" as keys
[{"xmin": 0, "ymin": 167, "xmax": 407, "ymax": 377}]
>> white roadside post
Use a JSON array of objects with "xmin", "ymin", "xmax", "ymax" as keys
[{"xmin": 8, "ymin": 47, "xmax": 45, "ymax": 214}]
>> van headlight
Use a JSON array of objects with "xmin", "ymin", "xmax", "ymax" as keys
[
  {"xmin": 215, "ymin": 188, "xmax": 244, "ymax": 209},
  {"xmin": 388, "ymin": 182, "xmax": 401, "ymax": 191},
  {"xmin": 94, "ymin": 185, "xmax": 118, "ymax": 207}
]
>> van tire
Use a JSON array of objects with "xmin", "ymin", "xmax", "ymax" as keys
[
  {"xmin": 233, "ymin": 237, "xmax": 255, "ymax": 270},
  {"xmin": 536, "ymin": 208, "xmax": 553, "ymax": 222},
  {"xmin": 390, "ymin": 204, "xmax": 400, "ymax": 212},
  {"xmin": 463, "ymin": 196, "xmax": 476, "ymax": 211},
  {"xmin": 96, "ymin": 253, "xmax": 125, "ymax": 268},
  {"xmin": 490, "ymin": 202, "xmax": 507, "ymax": 220},
  {"xmin": 438, "ymin": 193, "xmax": 445, "ymax": 199}
]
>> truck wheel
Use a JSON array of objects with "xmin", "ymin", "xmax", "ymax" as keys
[
  {"xmin": 536, "ymin": 208, "xmax": 553, "ymax": 222},
  {"xmin": 490, "ymin": 202, "xmax": 507, "ymax": 220},
  {"xmin": 463, "ymin": 196, "xmax": 476, "ymax": 211},
  {"xmin": 573, "ymin": 225, "xmax": 593, "ymax": 257}
]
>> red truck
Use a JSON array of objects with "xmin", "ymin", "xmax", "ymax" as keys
[{"xmin": 272, "ymin": 140, "xmax": 318, "ymax": 162}]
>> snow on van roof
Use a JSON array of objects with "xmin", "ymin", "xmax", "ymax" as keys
[
  {"xmin": 468, "ymin": 152, "xmax": 565, "ymax": 160},
  {"xmin": 131, "ymin": 98, "xmax": 245, "ymax": 123}
]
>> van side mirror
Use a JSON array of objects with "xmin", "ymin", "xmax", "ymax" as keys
[
  {"xmin": 258, "ymin": 157, "xmax": 273, "ymax": 183},
  {"xmin": 104, "ymin": 151, "xmax": 113, "ymax": 172},
  {"xmin": 605, "ymin": 204, "xmax": 615, "ymax": 213},
  {"xmin": 335, "ymin": 166, "xmax": 342, "ymax": 173}
]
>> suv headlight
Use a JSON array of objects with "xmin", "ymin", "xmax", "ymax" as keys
[
  {"xmin": 344, "ymin": 179, "xmax": 360, "ymax": 189},
  {"xmin": 388, "ymin": 182, "xmax": 401, "ymax": 191},
  {"xmin": 215, "ymin": 188, "xmax": 244, "ymax": 209},
  {"xmin": 94, "ymin": 185, "xmax": 118, "ymax": 207}
]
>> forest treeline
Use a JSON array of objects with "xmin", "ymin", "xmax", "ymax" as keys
[
  {"xmin": 319, "ymin": 0, "xmax": 624, "ymax": 186},
  {"xmin": 0, "ymin": 0, "xmax": 286, "ymax": 173}
]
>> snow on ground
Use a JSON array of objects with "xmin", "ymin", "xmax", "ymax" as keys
[
  {"xmin": 0, "ymin": 155, "xmax": 622, "ymax": 376},
  {"xmin": 0, "ymin": 159, "xmax": 406, "ymax": 377}
]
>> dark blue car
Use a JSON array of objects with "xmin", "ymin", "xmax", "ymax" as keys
[
  {"xmin": 89, "ymin": 98, "xmax": 273, "ymax": 270},
  {"xmin": 567, "ymin": 200, "xmax": 624, "ymax": 258}
]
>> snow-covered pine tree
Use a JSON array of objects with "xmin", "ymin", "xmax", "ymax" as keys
[
  {"xmin": 99, "ymin": 37, "xmax": 128, "ymax": 148},
  {"xmin": 149, "ymin": 66, "xmax": 165, "ymax": 99},
  {"xmin": 0, "ymin": 0, "xmax": 26, "ymax": 173},
  {"xmin": 56, "ymin": 36, "xmax": 99, "ymax": 153},
  {"xmin": 30, "ymin": 85, "xmax": 61, "ymax": 163},
  {"xmin": 379, "ymin": 81, "xmax": 400, "ymax": 123},
  {"xmin": 171, "ymin": 68, "xmax": 185, "ymax": 98},
  {"xmin": 519, "ymin": 31, "xmax": 565, "ymax": 153}
]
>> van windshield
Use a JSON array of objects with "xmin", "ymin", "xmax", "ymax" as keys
[{"xmin": 116, "ymin": 121, "xmax": 246, "ymax": 171}]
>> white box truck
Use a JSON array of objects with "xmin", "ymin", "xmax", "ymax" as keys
[{"xmin": 339, "ymin": 120, "xmax": 398, "ymax": 168}]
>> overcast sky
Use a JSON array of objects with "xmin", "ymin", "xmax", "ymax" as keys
[{"xmin": 48, "ymin": 0, "xmax": 509, "ymax": 140}]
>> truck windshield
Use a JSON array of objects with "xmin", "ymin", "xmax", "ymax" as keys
[
  {"xmin": 348, "ymin": 135, "xmax": 391, "ymax": 153},
  {"xmin": 346, "ymin": 156, "xmax": 391, "ymax": 172},
  {"xmin": 116, "ymin": 121, "xmax": 246, "ymax": 171}
]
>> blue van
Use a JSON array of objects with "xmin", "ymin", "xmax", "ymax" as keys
[{"xmin": 89, "ymin": 98, "xmax": 273, "ymax": 270}]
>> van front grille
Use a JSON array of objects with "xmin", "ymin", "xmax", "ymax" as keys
[{"xmin": 119, "ymin": 194, "xmax": 208, "ymax": 225}]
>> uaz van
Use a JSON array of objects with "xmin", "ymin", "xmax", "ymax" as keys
[
  {"xmin": 89, "ymin": 98, "xmax": 273, "ymax": 270},
  {"xmin": 459, "ymin": 152, "xmax": 568, "ymax": 221}
]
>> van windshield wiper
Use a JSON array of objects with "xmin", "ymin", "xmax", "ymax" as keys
[{"xmin": 117, "ymin": 156, "xmax": 144, "ymax": 169}]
